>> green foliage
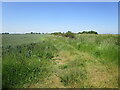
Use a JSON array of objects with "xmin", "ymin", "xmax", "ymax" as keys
[
  {"xmin": 76, "ymin": 34, "xmax": 118, "ymax": 65},
  {"xmin": 2, "ymin": 41, "xmax": 57, "ymax": 88},
  {"xmin": 60, "ymin": 68, "xmax": 86, "ymax": 87},
  {"xmin": 51, "ymin": 31, "xmax": 76, "ymax": 38},
  {"xmin": 64, "ymin": 31, "xmax": 75, "ymax": 38},
  {"xmin": 29, "ymin": 32, "xmax": 41, "ymax": 34},
  {"xmin": 78, "ymin": 30, "xmax": 98, "ymax": 34},
  {"xmin": 2, "ymin": 32, "xmax": 9, "ymax": 34},
  {"xmin": 2, "ymin": 34, "xmax": 118, "ymax": 88},
  {"xmin": 51, "ymin": 32, "xmax": 62, "ymax": 36},
  {"xmin": 2, "ymin": 34, "xmax": 46, "ymax": 46},
  {"xmin": 59, "ymin": 58, "xmax": 86, "ymax": 87}
]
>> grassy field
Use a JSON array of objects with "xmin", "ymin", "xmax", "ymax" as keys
[{"xmin": 2, "ymin": 34, "xmax": 118, "ymax": 88}]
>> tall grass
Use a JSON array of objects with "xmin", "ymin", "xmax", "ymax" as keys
[
  {"xmin": 51, "ymin": 34, "xmax": 118, "ymax": 65},
  {"xmin": 2, "ymin": 34, "xmax": 118, "ymax": 88},
  {"xmin": 2, "ymin": 34, "xmax": 46, "ymax": 46},
  {"xmin": 59, "ymin": 57, "xmax": 87, "ymax": 87},
  {"xmin": 68, "ymin": 34, "xmax": 118, "ymax": 65},
  {"xmin": 2, "ymin": 40, "xmax": 57, "ymax": 88}
]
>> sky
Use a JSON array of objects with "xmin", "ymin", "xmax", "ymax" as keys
[{"xmin": 2, "ymin": 2, "xmax": 118, "ymax": 34}]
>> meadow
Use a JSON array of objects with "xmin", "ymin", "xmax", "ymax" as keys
[{"xmin": 2, "ymin": 34, "xmax": 119, "ymax": 88}]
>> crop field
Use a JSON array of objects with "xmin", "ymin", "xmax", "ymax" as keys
[{"xmin": 2, "ymin": 34, "xmax": 119, "ymax": 88}]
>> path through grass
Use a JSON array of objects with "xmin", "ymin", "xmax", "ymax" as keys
[
  {"xmin": 23, "ymin": 35, "xmax": 118, "ymax": 88},
  {"xmin": 2, "ymin": 34, "xmax": 118, "ymax": 88}
]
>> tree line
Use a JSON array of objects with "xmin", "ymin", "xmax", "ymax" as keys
[
  {"xmin": 51, "ymin": 30, "xmax": 98, "ymax": 38},
  {"xmin": 2, "ymin": 30, "xmax": 98, "ymax": 37}
]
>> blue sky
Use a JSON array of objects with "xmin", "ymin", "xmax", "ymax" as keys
[{"xmin": 2, "ymin": 2, "xmax": 118, "ymax": 34}]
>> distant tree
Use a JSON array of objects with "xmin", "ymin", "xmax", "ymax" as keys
[
  {"xmin": 31, "ymin": 32, "xmax": 34, "ymax": 34},
  {"xmin": 88, "ymin": 31, "xmax": 98, "ymax": 34},
  {"xmin": 82, "ymin": 31, "xmax": 88, "ymax": 34},
  {"xmin": 78, "ymin": 30, "xmax": 98, "ymax": 34},
  {"xmin": 51, "ymin": 31, "xmax": 76, "ymax": 38},
  {"xmin": 51, "ymin": 32, "xmax": 62, "ymax": 35},
  {"xmin": 2, "ymin": 32, "xmax": 9, "ymax": 34},
  {"xmin": 78, "ymin": 32, "xmax": 82, "ymax": 34},
  {"xmin": 64, "ymin": 31, "xmax": 75, "ymax": 38}
]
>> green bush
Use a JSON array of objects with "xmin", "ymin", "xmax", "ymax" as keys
[
  {"xmin": 51, "ymin": 31, "xmax": 76, "ymax": 38},
  {"xmin": 78, "ymin": 30, "xmax": 98, "ymax": 34},
  {"xmin": 63, "ymin": 31, "xmax": 75, "ymax": 38},
  {"xmin": 51, "ymin": 32, "xmax": 62, "ymax": 36}
]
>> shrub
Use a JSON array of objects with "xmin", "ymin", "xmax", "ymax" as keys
[
  {"xmin": 51, "ymin": 31, "xmax": 76, "ymax": 38},
  {"xmin": 64, "ymin": 31, "xmax": 75, "ymax": 38},
  {"xmin": 78, "ymin": 30, "xmax": 98, "ymax": 34},
  {"xmin": 2, "ymin": 32, "xmax": 9, "ymax": 34},
  {"xmin": 51, "ymin": 32, "xmax": 62, "ymax": 36},
  {"xmin": 87, "ymin": 31, "xmax": 98, "ymax": 34}
]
